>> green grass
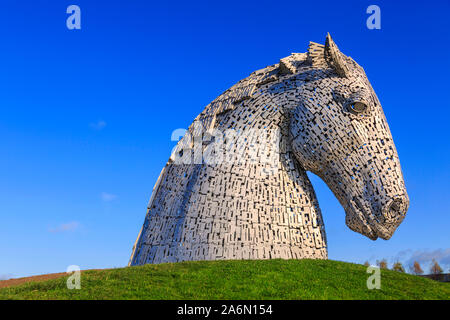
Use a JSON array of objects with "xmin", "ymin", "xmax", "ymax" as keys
[{"xmin": 1, "ymin": 259, "xmax": 449, "ymax": 300}]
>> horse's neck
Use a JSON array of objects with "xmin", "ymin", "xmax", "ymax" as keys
[
  {"xmin": 131, "ymin": 84, "xmax": 329, "ymax": 264},
  {"xmin": 135, "ymin": 145, "xmax": 327, "ymax": 264}
]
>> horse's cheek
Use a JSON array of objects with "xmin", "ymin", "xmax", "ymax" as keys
[{"xmin": 350, "ymin": 120, "xmax": 369, "ymax": 146}]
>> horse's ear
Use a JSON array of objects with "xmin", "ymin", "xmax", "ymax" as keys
[{"xmin": 324, "ymin": 33, "xmax": 351, "ymax": 77}]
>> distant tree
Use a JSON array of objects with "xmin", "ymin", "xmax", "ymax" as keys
[
  {"xmin": 430, "ymin": 259, "xmax": 443, "ymax": 275},
  {"xmin": 364, "ymin": 261, "xmax": 370, "ymax": 267},
  {"xmin": 392, "ymin": 261, "xmax": 405, "ymax": 273},
  {"xmin": 376, "ymin": 259, "xmax": 388, "ymax": 269},
  {"xmin": 411, "ymin": 261, "xmax": 424, "ymax": 275}
]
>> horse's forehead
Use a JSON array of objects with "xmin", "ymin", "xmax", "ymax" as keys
[{"xmin": 338, "ymin": 66, "xmax": 373, "ymax": 91}]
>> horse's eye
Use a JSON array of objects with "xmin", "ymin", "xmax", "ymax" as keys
[{"xmin": 348, "ymin": 102, "xmax": 367, "ymax": 114}]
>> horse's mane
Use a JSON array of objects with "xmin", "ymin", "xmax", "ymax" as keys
[
  {"xmin": 182, "ymin": 38, "xmax": 344, "ymax": 140},
  {"xmin": 188, "ymin": 51, "xmax": 315, "ymax": 135}
]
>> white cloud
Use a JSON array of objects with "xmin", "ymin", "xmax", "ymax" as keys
[
  {"xmin": 89, "ymin": 120, "xmax": 107, "ymax": 130},
  {"xmin": 406, "ymin": 248, "xmax": 450, "ymax": 266},
  {"xmin": 366, "ymin": 248, "xmax": 450, "ymax": 274},
  {"xmin": 101, "ymin": 192, "xmax": 117, "ymax": 202},
  {"xmin": 49, "ymin": 221, "xmax": 80, "ymax": 233},
  {"xmin": 0, "ymin": 273, "xmax": 14, "ymax": 281}
]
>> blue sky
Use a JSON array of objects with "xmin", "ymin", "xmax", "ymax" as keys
[{"xmin": 0, "ymin": 0, "xmax": 449, "ymax": 279}]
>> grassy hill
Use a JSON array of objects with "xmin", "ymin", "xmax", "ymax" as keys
[{"xmin": 0, "ymin": 259, "xmax": 449, "ymax": 300}]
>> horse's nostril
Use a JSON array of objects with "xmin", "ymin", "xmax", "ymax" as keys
[
  {"xmin": 384, "ymin": 198, "xmax": 406, "ymax": 222},
  {"xmin": 389, "ymin": 199, "xmax": 402, "ymax": 213}
]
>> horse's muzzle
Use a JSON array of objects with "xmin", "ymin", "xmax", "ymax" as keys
[{"xmin": 373, "ymin": 195, "xmax": 409, "ymax": 239}]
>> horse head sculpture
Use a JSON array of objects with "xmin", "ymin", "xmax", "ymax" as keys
[
  {"xmin": 290, "ymin": 34, "xmax": 409, "ymax": 240},
  {"xmin": 129, "ymin": 33, "xmax": 409, "ymax": 265}
]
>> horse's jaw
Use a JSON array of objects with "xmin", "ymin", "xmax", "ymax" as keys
[{"xmin": 343, "ymin": 190, "xmax": 409, "ymax": 241}]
